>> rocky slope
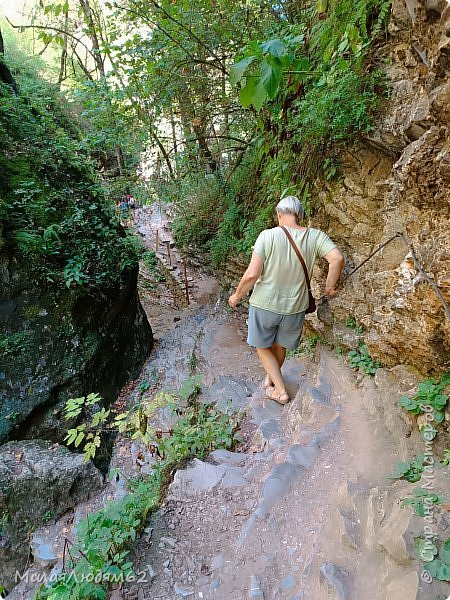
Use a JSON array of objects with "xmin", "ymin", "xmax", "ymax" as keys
[{"xmin": 312, "ymin": 0, "xmax": 449, "ymax": 372}]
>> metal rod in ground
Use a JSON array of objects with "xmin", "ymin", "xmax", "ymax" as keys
[
  {"xmin": 165, "ymin": 241, "xmax": 172, "ymax": 266},
  {"xmin": 183, "ymin": 260, "xmax": 190, "ymax": 305},
  {"xmin": 155, "ymin": 229, "xmax": 159, "ymax": 251}
]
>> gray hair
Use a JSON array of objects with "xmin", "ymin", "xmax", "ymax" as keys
[{"xmin": 276, "ymin": 196, "xmax": 304, "ymax": 219}]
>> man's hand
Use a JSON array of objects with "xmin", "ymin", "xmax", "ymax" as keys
[
  {"xmin": 228, "ymin": 294, "xmax": 240, "ymax": 309},
  {"xmin": 228, "ymin": 253, "xmax": 263, "ymax": 310},
  {"xmin": 324, "ymin": 248, "xmax": 345, "ymax": 299},
  {"xmin": 325, "ymin": 286, "xmax": 338, "ymax": 298}
]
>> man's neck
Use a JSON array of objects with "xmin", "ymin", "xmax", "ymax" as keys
[{"xmin": 278, "ymin": 216, "xmax": 302, "ymax": 228}]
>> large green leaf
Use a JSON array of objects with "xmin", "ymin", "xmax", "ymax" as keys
[
  {"xmin": 425, "ymin": 559, "xmax": 450, "ymax": 581},
  {"xmin": 260, "ymin": 38, "xmax": 286, "ymax": 57},
  {"xmin": 260, "ymin": 58, "xmax": 283, "ymax": 99},
  {"xmin": 230, "ymin": 56, "xmax": 256, "ymax": 86},
  {"xmin": 239, "ymin": 78, "xmax": 267, "ymax": 110},
  {"xmin": 441, "ymin": 539, "xmax": 450, "ymax": 565},
  {"xmin": 315, "ymin": 0, "xmax": 328, "ymax": 13}
]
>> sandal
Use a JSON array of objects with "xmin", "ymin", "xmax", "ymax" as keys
[
  {"xmin": 265, "ymin": 387, "xmax": 290, "ymax": 405},
  {"xmin": 263, "ymin": 375, "xmax": 273, "ymax": 391}
]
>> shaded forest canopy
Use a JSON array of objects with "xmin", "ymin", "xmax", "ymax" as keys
[{"xmin": 0, "ymin": 0, "xmax": 392, "ymax": 284}]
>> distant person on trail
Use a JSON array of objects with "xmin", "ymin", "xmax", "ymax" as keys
[
  {"xmin": 228, "ymin": 196, "xmax": 344, "ymax": 405},
  {"xmin": 119, "ymin": 197, "xmax": 130, "ymax": 226},
  {"xmin": 128, "ymin": 195, "xmax": 136, "ymax": 225}
]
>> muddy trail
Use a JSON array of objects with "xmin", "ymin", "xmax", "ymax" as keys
[{"xmin": 9, "ymin": 206, "xmax": 449, "ymax": 600}]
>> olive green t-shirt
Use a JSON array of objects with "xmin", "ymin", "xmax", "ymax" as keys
[{"xmin": 250, "ymin": 226, "xmax": 336, "ymax": 315}]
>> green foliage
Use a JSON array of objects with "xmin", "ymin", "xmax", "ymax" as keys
[
  {"xmin": 398, "ymin": 374, "xmax": 449, "ymax": 424},
  {"xmin": 63, "ymin": 390, "xmax": 167, "ymax": 462},
  {"xmin": 42, "ymin": 510, "xmax": 53, "ymax": 523},
  {"xmin": 172, "ymin": 1, "xmax": 392, "ymax": 263},
  {"xmin": 138, "ymin": 380, "xmax": 151, "ymax": 394},
  {"xmin": 388, "ymin": 455, "xmax": 426, "ymax": 483},
  {"xmin": 401, "ymin": 488, "xmax": 443, "ymax": 517},
  {"xmin": 287, "ymin": 334, "xmax": 324, "ymax": 358},
  {"xmin": 5, "ymin": 410, "xmax": 21, "ymax": 423},
  {"xmin": 209, "ymin": 199, "xmax": 244, "ymax": 266},
  {"xmin": 0, "ymin": 46, "xmax": 140, "ymax": 291},
  {"xmin": 142, "ymin": 251, "xmax": 166, "ymax": 283},
  {"xmin": 441, "ymin": 449, "xmax": 450, "ymax": 466},
  {"xmin": 64, "ymin": 393, "xmax": 105, "ymax": 461},
  {"xmin": 35, "ymin": 476, "xmax": 160, "ymax": 600},
  {"xmin": 171, "ymin": 174, "xmax": 226, "ymax": 253},
  {"xmin": 345, "ymin": 317, "xmax": 364, "ymax": 334},
  {"xmin": 188, "ymin": 351, "xmax": 198, "ymax": 373},
  {"xmin": 290, "ymin": 66, "xmax": 385, "ymax": 149},
  {"xmin": 348, "ymin": 344, "xmax": 381, "ymax": 375},
  {"xmin": 0, "ymin": 331, "xmax": 32, "ymax": 357},
  {"xmin": 159, "ymin": 401, "xmax": 239, "ymax": 462},
  {"xmin": 231, "ymin": 34, "xmax": 307, "ymax": 110},
  {"xmin": 62, "ymin": 376, "xmax": 205, "ymax": 462},
  {"xmin": 36, "ymin": 375, "xmax": 240, "ymax": 600},
  {"xmin": 424, "ymin": 539, "xmax": 450, "ymax": 582},
  {"xmin": 415, "ymin": 536, "xmax": 438, "ymax": 562}
]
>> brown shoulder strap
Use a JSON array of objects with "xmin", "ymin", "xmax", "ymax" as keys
[{"xmin": 280, "ymin": 226, "xmax": 311, "ymax": 289}]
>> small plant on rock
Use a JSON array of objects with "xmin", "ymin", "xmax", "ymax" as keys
[
  {"xmin": 423, "ymin": 538, "xmax": 450, "ymax": 582},
  {"xmin": 159, "ymin": 401, "xmax": 239, "ymax": 462},
  {"xmin": 401, "ymin": 487, "xmax": 444, "ymax": 517},
  {"xmin": 348, "ymin": 343, "xmax": 381, "ymax": 375},
  {"xmin": 345, "ymin": 316, "xmax": 364, "ymax": 334},
  {"xmin": 388, "ymin": 455, "xmax": 426, "ymax": 483},
  {"xmin": 398, "ymin": 374, "xmax": 449, "ymax": 424},
  {"xmin": 287, "ymin": 334, "xmax": 323, "ymax": 358}
]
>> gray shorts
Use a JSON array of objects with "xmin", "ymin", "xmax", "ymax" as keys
[{"xmin": 247, "ymin": 305, "xmax": 305, "ymax": 349}]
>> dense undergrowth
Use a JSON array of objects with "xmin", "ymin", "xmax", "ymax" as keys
[
  {"xmin": 34, "ymin": 376, "xmax": 239, "ymax": 599},
  {"xmin": 172, "ymin": 0, "xmax": 391, "ymax": 266},
  {"xmin": 0, "ymin": 46, "xmax": 139, "ymax": 291}
]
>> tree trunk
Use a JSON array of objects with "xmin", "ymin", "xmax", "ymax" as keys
[
  {"xmin": 78, "ymin": 0, "xmax": 105, "ymax": 78},
  {"xmin": 150, "ymin": 130, "xmax": 175, "ymax": 179},
  {"xmin": 170, "ymin": 107, "xmax": 178, "ymax": 155},
  {"xmin": 0, "ymin": 27, "xmax": 18, "ymax": 93},
  {"xmin": 58, "ymin": 8, "xmax": 69, "ymax": 85}
]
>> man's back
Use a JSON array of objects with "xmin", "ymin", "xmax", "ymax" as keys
[{"xmin": 250, "ymin": 226, "xmax": 336, "ymax": 315}]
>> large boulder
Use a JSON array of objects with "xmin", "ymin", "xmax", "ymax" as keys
[
  {"xmin": 0, "ymin": 258, "xmax": 152, "ymax": 443},
  {"xmin": 0, "ymin": 440, "xmax": 104, "ymax": 592}
]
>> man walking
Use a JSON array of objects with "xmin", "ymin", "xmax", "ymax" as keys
[{"xmin": 228, "ymin": 196, "xmax": 344, "ymax": 405}]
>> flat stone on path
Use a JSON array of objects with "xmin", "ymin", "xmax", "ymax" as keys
[
  {"xmin": 210, "ymin": 448, "xmax": 246, "ymax": 466},
  {"xmin": 169, "ymin": 458, "xmax": 246, "ymax": 498},
  {"xmin": 280, "ymin": 574, "xmax": 297, "ymax": 590},
  {"xmin": 320, "ymin": 563, "xmax": 350, "ymax": 600},
  {"xmin": 170, "ymin": 459, "xmax": 224, "ymax": 496}
]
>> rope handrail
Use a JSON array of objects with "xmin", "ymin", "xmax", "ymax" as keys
[{"xmin": 320, "ymin": 232, "xmax": 450, "ymax": 322}]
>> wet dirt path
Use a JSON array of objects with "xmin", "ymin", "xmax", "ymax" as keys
[
  {"xmin": 8, "ymin": 206, "xmax": 450, "ymax": 600},
  {"xmin": 123, "ymin": 207, "xmax": 450, "ymax": 600}
]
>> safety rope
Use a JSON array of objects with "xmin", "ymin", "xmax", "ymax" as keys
[{"xmin": 320, "ymin": 232, "xmax": 450, "ymax": 322}]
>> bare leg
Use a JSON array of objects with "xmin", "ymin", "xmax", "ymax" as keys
[
  {"xmin": 257, "ymin": 347, "xmax": 287, "ymax": 396},
  {"xmin": 264, "ymin": 343, "xmax": 286, "ymax": 387}
]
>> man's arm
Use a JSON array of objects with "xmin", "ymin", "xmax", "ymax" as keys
[
  {"xmin": 324, "ymin": 248, "xmax": 345, "ymax": 297},
  {"xmin": 228, "ymin": 252, "xmax": 264, "ymax": 309}
]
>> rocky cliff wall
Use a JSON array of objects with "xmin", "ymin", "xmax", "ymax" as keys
[
  {"xmin": 309, "ymin": 0, "xmax": 449, "ymax": 372},
  {"xmin": 0, "ymin": 255, "xmax": 152, "ymax": 444}
]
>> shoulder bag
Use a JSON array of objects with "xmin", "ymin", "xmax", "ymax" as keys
[{"xmin": 280, "ymin": 226, "xmax": 316, "ymax": 314}]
